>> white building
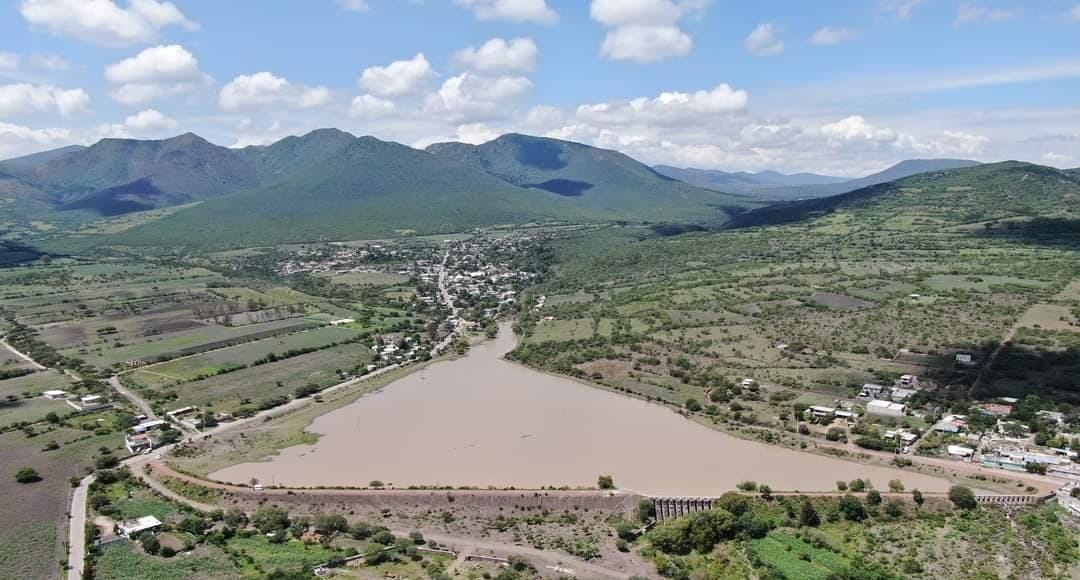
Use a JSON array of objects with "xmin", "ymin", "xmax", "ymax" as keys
[
  {"xmin": 866, "ymin": 400, "xmax": 906, "ymax": 417},
  {"xmin": 118, "ymin": 515, "xmax": 162, "ymax": 538},
  {"xmin": 328, "ymin": 318, "xmax": 355, "ymax": 326},
  {"xmin": 956, "ymin": 353, "xmax": 975, "ymax": 366},
  {"xmin": 131, "ymin": 419, "xmax": 166, "ymax": 434},
  {"xmin": 947, "ymin": 445, "xmax": 975, "ymax": 458},
  {"xmin": 43, "ymin": 390, "xmax": 67, "ymax": 400}
]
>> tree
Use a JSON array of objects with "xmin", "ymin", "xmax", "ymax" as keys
[
  {"xmin": 1024, "ymin": 462, "xmax": 1048, "ymax": 475},
  {"xmin": 159, "ymin": 546, "xmax": 176, "ymax": 558},
  {"xmin": 799, "ymin": 499, "xmax": 821, "ymax": 527},
  {"xmin": 848, "ymin": 479, "xmax": 867, "ymax": 493},
  {"xmin": 223, "ymin": 508, "xmax": 248, "ymax": 528},
  {"xmin": 597, "ymin": 474, "xmax": 615, "ymax": 490},
  {"xmin": 637, "ymin": 498, "xmax": 656, "ymax": 523},
  {"xmin": 884, "ymin": 500, "xmax": 904, "ymax": 518},
  {"xmin": 45, "ymin": 412, "xmax": 60, "ymax": 424},
  {"xmin": 409, "ymin": 530, "xmax": 425, "ymax": 545},
  {"xmin": 15, "ymin": 467, "xmax": 41, "ymax": 483},
  {"xmin": 865, "ymin": 489, "xmax": 882, "ymax": 506},
  {"xmin": 140, "ymin": 533, "xmax": 160, "ymax": 555},
  {"xmin": 948, "ymin": 485, "xmax": 977, "ymax": 510},
  {"xmin": 314, "ymin": 513, "xmax": 349, "ymax": 535},
  {"xmin": 838, "ymin": 494, "xmax": 866, "ymax": 522},
  {"xmin": 685, "ymin": 398, "xmax": 702, "ymax": 412},
  {"xmin": 836, "ymin": 480, "xmax": 848, "ymax": 491},
  {"xmin": 251, "ymin": 505, "xmax": 290, "ymax": 534},
  {"xmin": 912, "ymin": 489, "xmax": 925, "ymax": 507},
  {"xmin": 888, "ymin": 479, "xmax": 905, "ymax": 492}
]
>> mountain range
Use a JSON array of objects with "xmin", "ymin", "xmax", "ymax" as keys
[
  {"xmin": 654, "ymin": 159, "xmax": 981, "ymax": 200},
  {"xmin": 0, "ymin": 130, "xmax": 760, "ymax": 248}
]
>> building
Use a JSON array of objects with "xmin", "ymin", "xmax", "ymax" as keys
[
  {"xmin": 131, "ymin": 419, "xmax": 166, "ymax": 434},
  {"xmin": 79, "ymin": 394, "xmax": 109, "ymax": 410},
  {"xmin": 740, "ymin": 378, "xmax": 757, "ymax": 389},
  {"xmin": 42, "ymin": 390, "xmax": 67, "ymax": 400},
  {"xmin": 117, "ymin": 515, "xmax": 162, "ymax": 538},
  {"xmin": 328, "ymin": 318, "xmax": 355, "ymax": 326},
  {"xmin": 1037, "ymin": 410, "xmax": 1066, "ymax": 425},
  {"xmin": 956, "ymin": 353, "xmax": 975, "ymax": 366},
  {"xmin": 947, "ymin": 445, "xmax": 975, "ymax": 458},
  {"xmin": 890, "ymin": 388, "xmax": 917, "ymax": 402},
  {"xmin": 866, "ymin": 400, "xmax": 906, "ymax": 417},
  {"xmin": 809, "ymin": 406, "xmax": 836, "ymax": 418},
  {"xmin": 125, "ymin": 433, "xmax": 154, "ymax": 454},
  {"xmin": 975, "ymin": 402, "xmax": 1013, "ymax": 417},
  {"xmin": 859, "ymin": 384, "xmax": 886, "ymax": 399},
  {"xmin": 898, "ymin": 374, "xmax": 921, "ymax": 389}
]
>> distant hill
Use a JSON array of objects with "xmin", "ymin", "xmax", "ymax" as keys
[
  {"xmin": 656, "ymin": 158, "xmax": 981, "ymax": 200},
  {"xmin": 426, "ymin": 134, "xmax": 753, "ymax": 221},
  {"xmin": 653, "ymin": 166, "xmax": 846, "ymax": 194},
  {"xmin": 729, "ymin": 161, "xmax": 1080, "ymax": 230},
  {"xmin": 0, "ymin": 145, "xmax": 85, "ymax": 171}
]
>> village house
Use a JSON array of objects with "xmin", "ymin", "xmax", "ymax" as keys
[
  {"xmin": 42, "ymin": 389, "xmax": 67, "ymax": 400},
  {"xmin": 858, "ymin": 383, "xmax": 886, "ymax": 399},
  {"xmin": 125, "ymin": 433, "xmax": 154, "ymax": 454},
  {"xmin": 117, "ymin": 515, "xmax": 162, "ymax": 538},
  {"xmin": 79, "ymin": 394, "xmax": 109, "ymax": 411},
  {"xmin": 955, "ymin": 353, "xmax": 975, "ymax": 366},
  {"xmin": 866, "ymin": 400, "xmax": 906, "ymax": 417},
  {"xmin": 975, "ymin": 402, "xmax": 1013, "ymax": 417},
  {"xmin": 131, "ymin": 419, "xmax": 166, "ymax": 434}
]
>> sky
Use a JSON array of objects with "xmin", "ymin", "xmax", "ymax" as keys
[{"xmin": 1, "ymin": 0, "xmax": 1080, "ymax": 176}]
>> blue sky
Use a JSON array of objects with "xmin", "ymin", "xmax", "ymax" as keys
[{"xmin": 1, "ymin": 0, "xmax": 1079, "ymax": 175}]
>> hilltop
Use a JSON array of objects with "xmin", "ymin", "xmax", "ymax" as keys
[
  {"xmin": 656, "ymin": 158, "xmax": 981, "ymax": 200},
  {"xmin": 728, "ymin": 161, "xmax": 1080, "ymax": 229}
]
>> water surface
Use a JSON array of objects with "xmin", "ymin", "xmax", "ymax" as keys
[{"xmin": 212, "ymin": 326, "xmax": 953, "ymax": 495}]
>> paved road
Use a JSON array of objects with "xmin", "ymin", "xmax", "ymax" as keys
[
  {"xmin": 66, "ymin": 474, "xmax": 95, "ymax": 580},
  {"xmin": 0, "ymin": 338, "xmax": 46, "ymax": 370}
]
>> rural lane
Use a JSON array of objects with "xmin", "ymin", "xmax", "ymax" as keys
[
  {"xmin": 0, "ymin": 337, "xmax": 46, "ymax": 370},
  {"xmin": 107, "ymin": 375, "xmax": 158, "ymax": 421},
  {"xmin": 66, "ymin": 473, "xmax": 95, "ymax": 580}
]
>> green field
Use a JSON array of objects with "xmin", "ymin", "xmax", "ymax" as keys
[
  {"xmin": 750, "ymin": 532, "xmax": 849, "ymax": 580},
  {"xmin": 128, "ymin": 326, "xmax": 361, "ymax": 385},
  {"xmin": 92, "ymin": 542, "xmax": 243, "ymax": 580}
]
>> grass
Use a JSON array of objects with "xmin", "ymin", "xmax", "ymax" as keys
[
  {"xmin": 129, "ymin": 326, "xmax": 360, "ymax": 384},
  {"xmin": 92, "ymin": 541, "xmax": 243, "ymax": 580},
  {"xmin": 750, "ymin": 532, "xmax": 849, "ymax": 580},
  {"xmin": 225, "ymin": 535, "xmax": 341, "ymax": 572},
  {"xmin": 0, "ymin": 521, "xmax": 56, "ymax": 580},
  {"xmin": 0, "ymin": 370, "xmax": 73, "ymax": 399}
]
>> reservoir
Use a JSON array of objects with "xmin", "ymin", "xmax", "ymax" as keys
[{"xmin": 211, "ymin": 325, "xmax": 954, "ymax": 495}]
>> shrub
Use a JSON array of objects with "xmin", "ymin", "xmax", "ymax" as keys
[
  {"xmin": 597, "ymin": 475, "xmax": 615, "ymax": 490},
  {"xmin": 949, "ymin": 485, "xmax": 977, "ymax": 510},
  {"xmin": 15, "ymin": 467, "xmax": 41, "ymax": 483}
]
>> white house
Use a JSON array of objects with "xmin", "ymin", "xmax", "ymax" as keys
[
  {"xmin": 329, "ymin": 318, "xmax": 355, "ymax": 326},
  {"xmin": 131, "ymin": 419, "xmax": 166, "ymax": 434},
  {"xmin": 947, "ymin": 445, "xmax": 975, "ymax": 458},
  {"xmin": 43, "ymin": 390, "xmax": 67, "ymax": 400},
  {"xmin": 956, "ymin": 353, "xmax": 975, "ymax": 366},
  {"xmin": 866, "ymin": 400, "xmax": 906, "ymax": 417},
  {"xmin": 859, "ymin": 384, "xmax": 886, "ymax": 399},
  {"xmin": 118, "ymin": 515, "xmax": 162, "ymax": 538}
]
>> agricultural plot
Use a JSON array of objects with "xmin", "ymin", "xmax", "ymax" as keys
[
  {"xmin": 128, "ymin": 326, "xmax": 361, "ymax": 386},
  {"xmin": 144, "ymin": 342, "xmax": 375, "ymax": 412},
  {"xmin": 92, "ymin": 540, "xmax": 244, "ymax": 580},
  {"xmin": 68, "ymin": 317, "xmax": 319, "ymax": 368},
  {"xmin": 750, "ymin": 532, "xmax": 848, "ymax": 580}
]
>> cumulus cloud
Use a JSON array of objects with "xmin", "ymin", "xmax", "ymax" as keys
[
  {"xmin": 123, "ymin": 108, "xmax": 177, "ymax": 132},
  {"xmin": 746, "ymin": 23, "xmax": 784, "ymax": 56},
  {"xmin": 349, "ymin": 94, "xmax": 396, "ymax": 118},
  {"xmin": 425, "ymin": 72, "xmax": 533, "ymax": 122},
  {"xmin": 20, "ymin": 0, "xmax": 197, "ymax": 46},
  {"xmin": 338, "ymin": 0, "xmax": 370, "ymax": 11},
  {"xmin": 0, "ymin": 121, "xmax": 74, "ymax": 158},
  {"xmin": 105, "ymin": 44, "xmax": 210, "ymax": 105},
  {"xmin": 956, "ymin": 3, "xmax": 1015, "ymax": 25},
  {"xmin": 454, "ymin": 0, "xmax": 557, "ymax": 24},
  {"xmin": 455, "ymin": 122, "xmax": 501, "ymax": 144},
  {"xmin": 811, "ymin": 26, "xmax": 858, "ymax": 46},
  {"xmin": 1042, "ymin": 152, "xmax": 1072, "ymax": 166},
  {"xmin": 0, "ymin": 83, "xmax": 89, "ymax": 117},
  {"xmin": 360, "ymin": 53, "xmax": 433, "ymax": 98},
  {"xmin": 591, "ymin": 0, "xmax": 711, "ymax": 63},
  {"xmin": 576, "ymin": 83, "xmax": 748, "ymax": 126},
  {"xmin": 880, "ymin": 0, "xmax": 926, "ymax": 20},
  {"xmin": 820, "ymin": 115, "xmax": 897, "ymax": 143},
  {"xmin": 455, "ymin": 38, "xmax": 538, "ymax": 74},
  {"xmin": 219, "ymin": 72, "xmax": 332, "ymax": 111}
]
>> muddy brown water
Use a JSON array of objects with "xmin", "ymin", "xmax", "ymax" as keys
[{"xmin": 212, "ymin": 325, "xmax": 954, "ymax": 495}]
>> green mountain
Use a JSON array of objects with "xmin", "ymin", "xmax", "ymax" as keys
[
  {"xmin": 729, "ymin": 161, "xmax": 1080, "ymax": 229},
  {"xmin": 653, "ymin": 165, "xmax": 846, "ymax": 194},
  {"xmin": 4, "ymin": 133, "xmax": 257, "ymax": 216},
  {"xmin": 106, "ymin": 136, "xmax": 597, "ymax": 248},
  {"xmin": 0, "ymin": 145, "xmax": 85, "ymax": 171},
  {"xmin": 426, "ymin": 134, "xmax": 753, "ymax": 221}
]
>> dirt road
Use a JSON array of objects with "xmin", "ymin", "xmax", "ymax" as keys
[
  {"xmin": 66, "ymin": 474, "xmax": 95, "ymax": 580},
  {"xmin": 0, "ymin": 338, "xmax": 46, "ymax": 370}
]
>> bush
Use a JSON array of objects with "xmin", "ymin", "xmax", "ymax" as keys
[
  {"xmin": 597, "ymin": 475, "xmax": 615, "ymax": 490},
  {"xmin": 949, "ymin": 485, "xmax": 977, "ymax": 510},
  {"xmin": 866, "ymin": 490, "xmax": 882, "ymax": 506},
  {"xmin": 736, "ymin": 481, "xmax": 758, "ymax": 492},
  {"xmin": 159, "ymin": 546, "xmax": 176, "ymax": 558},
  {"xmin": 15, "ymin": 467, "xmax": 41, "ymax": 483}
]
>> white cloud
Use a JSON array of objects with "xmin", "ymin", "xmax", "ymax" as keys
[
  {"xmin": 591, "ymin": 0, "xmax": 712, "ymax": 63},
  {"xmin": 811, "ymin": 26, "xmax": 858, "ymax": 46},
  {"xmin": 0, "ymin": 53, "xmax": 20, "ymax": 71},
  {"xmin": 746, "ymin": 23, "xmax": 784, "ymax": 56},
  {"xmin": 360, "ymin": 53, "xmax": 434, "ymax": 98},
  {"xmin": 425, "ymin": 72, "xmax": 533, "ymax": 122},
  {"xmin": 455, "ymin": 122, "xmax": 500, "ymax": 144},
  {"xmin": 601, "ymin": 26, "xmax": 692, "ymax": 63},
  {"xmin": 349, "ymin": 94, "xmax": 396, "ymax": 118},
  {"xmin": 820, "ymin": 115, "xmax": 897, "ymax": 143},
  {"xmin": 956, "ymin": 3, "xmax": 1015, "ymax": 25},
  {"xmin": 880, "ymin": 0, "xmax": 926, "ymax": 20},
  {"xmin": 105, "ymin": 44, "xmax": 209, "ymax": 105},
  {"xmin": 338, "ymin": 0, "xmax": 370, "ymax": 11},
  {"xmin": 455, "ymin": 38, "xmax": 538, "ymax": 74},
  {"xmin": 576, "ymin": 83, "xmax": 748, "ymax": 126},
  {"xmin": 123, "ymin": 108, "xmax": 177, "ymax": 132},
  {"xmin": 219, "ymin": 72, "xmax": 332, "ymax": 111},
  {"xmin": 20, "ymin": 0, "xmax": 197, "ymax": 46},
  {"xmin": 1042, "ymin": 152, "xmax": 1072, "ymax": 166},
  {"xmin": 0, "ymin": 83, "xmax": 89, "ymax": 117},
  {"xmin": 29, "ymin": 54, "xmax": 71, "ymax": 71},
  {"xmin": 454, "ymin": 0, "xmax": 557, "ymax": 24},
  {"xmin": 0, "ymin": 121, "xmax": 74, "ymax": 159}
]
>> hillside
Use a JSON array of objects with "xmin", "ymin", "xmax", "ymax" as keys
[
  {"xmin": 427, "ymin": 134, "xmax": 753, "ymax": 221},
  {"xmin": 105, "ymin": 136, "xmax": 598, "ymax": 248},
  {"xmin": 653, "ymin": 165, "xmax": 846, "ymax": 194},
  {"xmin": 0, "ymin": 145, "xmax": 85, "ymax": 171},
  {"xmin": 728, "ymin": 161, "xmax": 1080, "ymax": 229},
  {"xmin": 657, "ymin": 158, "xmax": 981, "ymax": 201}
]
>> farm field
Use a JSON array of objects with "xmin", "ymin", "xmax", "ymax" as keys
[
  {"xmin": 91, "ymin": 538, "xmax": 244, "ymax": 580},
  {"xmin": 137, "ymin": 342, "xmax": 376, "ymax": 413},
  {"xmin": 126, "ymin": 326, "xmax": 361, "ymax": 386}
]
